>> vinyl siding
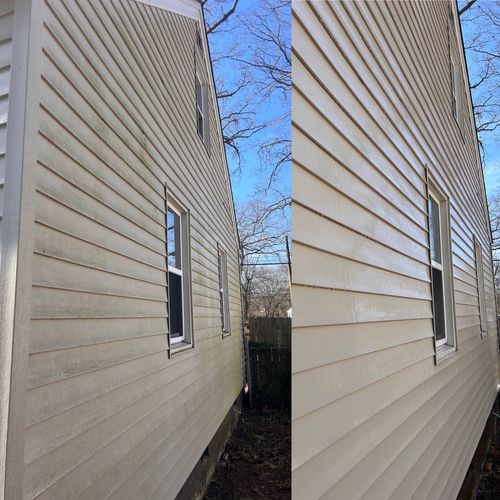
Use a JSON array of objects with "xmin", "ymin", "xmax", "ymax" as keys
[
  {"xmin": 0, "ymin": 0, "xmax": 14, "ymax": 262},
  {"xmin": 292, "ymin": 1, "xmax": 499, "ymax": 499},
  {"xmin": 20, "ymin": 1, "xmax": 243, "ymax": 499}
]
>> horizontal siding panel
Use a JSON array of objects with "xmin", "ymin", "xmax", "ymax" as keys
[
  {"xmin": 0, "ymin": 3, "xmax": 13, "ymax": 267},
  {"xmin": 293, "ymin": 128, "xmax": 427, "ymax": 241},
  {"xmin": 29, "ymin": 317, "xmax": 168, "ymax": 353},
  {"xmin": 35, "ymin": 193, "xmax": 166, "ymax": 269},
  {"xmin": 33, "ymin": 223, "xmax": 166, "ymax": 287},
  {"xmin": 36, "ymin": 160, "xmax": 165, "ymax": 254},
  {"xmin": 294, "ymin": 165, "xmax": 428, "ymax": 263},
  {"xmin": 41, "ymin": 0, "xmax": 236, "ymax": 248},
  {"xmin": 293, "ymin": 319, "xmax": 433, "ymax": 373},
  {"xmin": 37, "ymin": 139, "xmax": 165, "ymax": 239},
  {"xmin": 294, "ymin": 243, "xmax": 430, "ymax": 300},
  {"xmin": 25, "ymin": 334, "xmax": 239, "ymax": 499},
  {"xmin": 0, "ymin": 11, "xmax": 14, "ymax": 42},
  {"xmin": 293, "ymin": 338, "xmax": 486, "ymax": 497},
  {"xmin": 25, "ymin": 374, "xmax": 202, "ymax": 499},
  {"xmin": 292, "ymin": 356, "xmax": 437, "ymax": 473},
  {"xmin": 293, "ymin": 338, "xmax": 432, "ymax": 420},
  {"xmin": 292, "ymin": 89, "xmax": 426, "ymax": 228},
  {"xmin": 26, "ymin": 349, "xmax": 170, "ymax": 428},
  {"xmin": 292, "ymin": 0, "xmax": 498, "ymax": 498},
  {"xmin": 32, "ymin": 253, "xmax": 167, "ymax": 302},
  {"xmin": 293, "ymin": 284, "xmax": 432, "ymax": 328},
  {"xmin": 0, "ymin": 64, "xmax": 11, "ymax": 98},
  {"xmin": 294, "ymin": 204, "xmax": 430, "ymax": 282},
  {"xmin": 28, "ymin": 335, "xmax": 168, "ymax": 389},
  {"xmin": 385, "ymin": 376, "xmax": 494, "ymax": 500},
  {"xmin": 0, "ymin": 94, "xmax": 8, "ymax": 125},
  {"xmin": 32, "ymin": 287, "xmax": 166, "ymax": 319},
  {"xmin": 324, "ymin": 346, "xmax": 491, "ymax": 500},
  {"xmin": 22, "ymin": 1, "xmax": 243, "ymax": 499},
  {"xmin": 0, "ymin": 37, "xmax": 12, "ymax": 68},
  {"xmin": 293, "ymin": 47, "xmax": 427, "ymax": 200}
]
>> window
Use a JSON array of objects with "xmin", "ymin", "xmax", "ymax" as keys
[
  {"xmin": 196, "ymin": 26, "xmax": 202, "ymax": 49},
  {"xmin": 474, "ymin": 238, "xmax": 488, "ymax": 337},
  {"xmin": 450, "ymin": 53, "xmax": 461, "ymax": 124},
  {"xmin": 218, "ymin": 247, "xmax": 231, "ymax": 335},
  {"xmin": 196, "ymin": 75, "xmax": 204, "ymax": 138},
  {"xmin": 167, "ymin": 201, "xmax": 193, "ymax": 349},
  {"xmin": 428, "ymin": 183, "xmax": 456, "ymax": 357},
  {"xmin": 195, "ymin": 75, "xmax": 209, "ymax": 149}
]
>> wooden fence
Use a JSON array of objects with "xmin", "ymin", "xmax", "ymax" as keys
[
  {"xmin": 246, "ymin": 317, "xmax": 291, "ymax": 410},
  {"xmin": 247, "ymin": 317, "xmax": 291, "ymax": 348}
]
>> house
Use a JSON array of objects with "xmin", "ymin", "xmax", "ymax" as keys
[
  {"xmin": 292, "ymin": 1, "xmax": 499, "ymax": 499},
  {"xmin": 0, "ymin": 0, "xmax": 244, "ymax": 498}
]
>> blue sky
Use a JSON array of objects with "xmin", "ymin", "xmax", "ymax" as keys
[
  {"xmin": 207, "ymin": 2, "xmax": 497, "ymax": 207},
  {"xmin": 459, "ymin": 3, "xmax": 499, "ymax": 200},
  {"xmin": 483, "ymin": 144, "xmax": 500, "ymax": 198},
  {"xmin": 205, "ymin": 0, "xmax": 291, "ymax": 210}
]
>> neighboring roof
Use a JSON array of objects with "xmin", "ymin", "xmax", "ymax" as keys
[{"xmin": 134, "ymin": 0, "xmax": 200, "ymax": 20}]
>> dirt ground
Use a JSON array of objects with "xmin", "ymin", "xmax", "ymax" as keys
[
  {"xmin": 204, "ymin": 408, "xmax": 291, "ymax": 500},
  {"xmin": 476, "ymin": 414, "xmax": 500, "ymax": 499}
]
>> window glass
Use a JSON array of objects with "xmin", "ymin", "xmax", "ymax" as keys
[
  {"xmin": 219, "ymin": 249, "xmax": 231, "ymax": 334},
  {"xmin": 432, "ymin": 267, "xmax": 446, "ymax": 341},
  {"xmin": 451, "ymin": 66, "xmax": 457, "ymax": 118},
  {"xmin": 428, "ymin": 184, "xmax": 456, "ymax": 356},
  {"xmin": 196, "ymin": 77, "xmax": 203, "ymax": 137},
  {"xmin": 167, "ymin": 208, "xmax": 181, "ymax": 270},
  {"xmin": 169, "ymin": 272, "xmax": 183, "ymax": 339},
  {"xmin": 429, "ymin": 196, "xmax": 441, "ymax": 264},
  {"xmin": 475, "ymin": 240, "xmax": 488, "ymax": 335}
]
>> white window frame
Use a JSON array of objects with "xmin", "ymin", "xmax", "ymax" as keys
[
  {"xmin": 195, "ymin": 75, "xmax": 204, "ymax": 137},
  {"xmin": 428, "ymin": 182, "xmax": 457, "ymax": 359},
  {"xmin": 218, "ymin": 246, "xmax": 231, "ymax": 336},
  {"xmin": 474, "ymin": 237, "xmax": 488, "ymax": 337},
  {"xmin": 450, "ymin": 52, "xmax": 461, "ymax": 126},
  {"xmin": 195, "ymin": 72, "xmax": 210, "ymax": 151},
  {"xmin": 451, "ymin": 64, "xmax": 458, "ymax": 120},
  {"xmin": 166, "ymin": 199, "xmax": 193, "ymax": 352},
  {"xmin": 429, "ymin": 191, "xmax": 446, "ymax": 348},
  {"xmin": 196, "ymin": 25, "xmax": 202, "ymax": 50}
]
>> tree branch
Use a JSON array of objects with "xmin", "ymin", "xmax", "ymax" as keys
[
  {"xmin": 459, "ymin": 0, "xmax": 479, "ymax": 16},
  {"xmin": 205, "ymin": 0, "xmax": 240, "ymax": 34}
]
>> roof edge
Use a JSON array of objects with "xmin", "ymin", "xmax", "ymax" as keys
[{"xmin": 134, "ymin": 0, "xmax": 200, "ymax": 20}]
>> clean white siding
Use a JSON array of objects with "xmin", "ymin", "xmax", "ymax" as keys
[
  {"xmin": 21, "ymin": 1, "xmax": 243, "ymax": 499},
  {"xmin": 0, "ymin": 0, "xmax": 14, "ymax": 261},
  {"xmin": 292, "ymin": 1, "xmax": 499, "ymax": 499}
]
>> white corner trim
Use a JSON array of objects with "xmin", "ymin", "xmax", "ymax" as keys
[{"xmin": 134, "ymin": 0, "xmax": 200, "ymax": 20}]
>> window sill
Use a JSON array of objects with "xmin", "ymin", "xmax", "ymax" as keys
[
  {"xmin": 435, "ymin": 344, "xmax": 457, "ymax": 364},
  {"xmin": 170, "ymin": 341, "xmax": 194, "ymax": 357},
  {"xmin": 222, "ymin": 330, "xmax": 231, "ymax": 338},
  {"xmin": 481, "ymin": 330, "xmax": 488, "ymax": 339}
]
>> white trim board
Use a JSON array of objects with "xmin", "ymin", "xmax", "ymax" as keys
[{"xmin": 134, "ymin": 0, "xmax": 200, "ymax": 19}]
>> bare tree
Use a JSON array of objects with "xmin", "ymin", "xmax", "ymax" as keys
[
  {"xmin": 202, "ymin": 0, "xmax": 240, "ymax": 35},
  {"xmin": 203, "ymin": 0, "xmax": 291, "ymax": 317},
  {"xmin": 459, "ymin": 0, "xmax": 499, "ymax": 152},
  {"xmin": 489, "ymin": 191, "xmax": 500, "ymax": 313},
  {"xmin": 203, "ymin": 0, "xmax": 291, "ymax": 192},
  {"xmin": 247, "ymin": 265, "xmax": 291, "ymax": 318},
  {"xmin": 237, "ymin": 199, "xmax": 289, "ymax": 319}
]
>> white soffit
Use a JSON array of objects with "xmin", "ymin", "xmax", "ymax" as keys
[{"xmin": 134, "ymin": 0, "xmax": 200, "ymax": 20}]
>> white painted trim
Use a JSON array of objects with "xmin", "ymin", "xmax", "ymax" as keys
[
  {"xmin": 0, "ymin": 0, "xmax": 41, "ymax": 497},
  {"xmin": 167, "ymin": 199, "xmax": 193, "ymax": 349},
  {"xmin": 429, "ymin": 181, "xmax": 457, "ymax": 357},
  {"xmin": 134, "ymin": 0, "xmax": 200, "ymax": 20}
]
